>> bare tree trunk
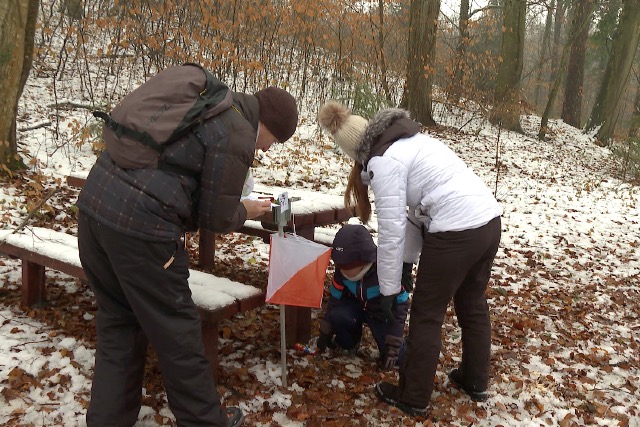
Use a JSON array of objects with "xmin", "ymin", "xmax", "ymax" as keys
[
  {"xmin": 490, "ymin": 0, "xmax": 526, "ymax": 133},
  {"xmin": 620, "ymin": 86, "xmax": 640, "ymax": 181},
  {"xmin": 630, "ymin": 86, "xmax": 640, "ymax": 140},
  {"xmin": 538, "ymin": 31, "xmax": 572, "ymax": 140},
  {"xmin": 448, "ymin": 0, "xmax": 470, "ymax": 103},
  {"xmin": 533, "ymin": 0, "xmax": 554, "ymax": 111},
  {"xmin": 0, "ymin": 0, "xmax": 39, "ymax": 173},
  {"xmin": 586, "ymin": 0, "xmax": 640, "ymax": 145},
  {"xmin": 561, "ymin": 0, "xmax": 595, "ymax": 128},
  {"xmin": 406, "ymin": 0, "xmax": 440, "ymax": 126},
  {"xmin": 550, "ymin": 0, "xmax": 567, "ymax": 83},
  {"xmin": 539, "ymin": 0, "xmax": 595, "ymax": 140},
  {"xmin": 376, "ymin": 0, "xmax": 392, "ymax": 104}
]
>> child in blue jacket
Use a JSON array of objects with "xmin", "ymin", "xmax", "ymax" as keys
[{"xmin": 317, "ymin": 224, "xmax": 411, "ymax": 369}]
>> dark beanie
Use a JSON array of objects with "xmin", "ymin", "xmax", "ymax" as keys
[
  {"xmin": 254, "ymin": 87, "xmax": 299, "ymax": 142},
  {"xmin": 331, "ymin": 224, "xmax": 377, "ymax": 268}
]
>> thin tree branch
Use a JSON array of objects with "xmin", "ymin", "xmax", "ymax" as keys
[{"xmin": 12, "ymin": 187, "xmax": 57, "ymax": 234}]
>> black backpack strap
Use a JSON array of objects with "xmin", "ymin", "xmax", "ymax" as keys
[
  {"xmin": 93, "ymin": 111, "xmax": 165, "ymax": 153},
  {"xmin": 183, "ymin": 62, "xmax": 218, "ymax": 99}
]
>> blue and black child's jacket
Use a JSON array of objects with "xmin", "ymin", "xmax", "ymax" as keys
[{"xmin": 327, "ymin": 263, "xmax": 409, "ymax": 338}]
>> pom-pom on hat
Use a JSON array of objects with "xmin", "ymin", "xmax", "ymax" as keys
[
  {"xmin": 318, "ymin": 101, "xmax": 368, "ymax": 161},
  {"xmin": 254, "ymin": 87, "xmax": 299, "ymax": 142}
]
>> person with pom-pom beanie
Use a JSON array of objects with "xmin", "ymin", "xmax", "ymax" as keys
[{"xmin": 319, "ymin": 101, "xmax": 502, "ymax": 417}]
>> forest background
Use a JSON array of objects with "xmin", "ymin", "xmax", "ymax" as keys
[
  {"xmin": 1, "ymin": 0, "xmax": 640, "ymax": 180},
  {"xmin": 0, "ymin": 0, "xmax": 640, "ymax": 426}
]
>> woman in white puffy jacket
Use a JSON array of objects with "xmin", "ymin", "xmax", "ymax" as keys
[{"xmin": 319, "ymin": 101, "xmax": 502, "ymax": 417}]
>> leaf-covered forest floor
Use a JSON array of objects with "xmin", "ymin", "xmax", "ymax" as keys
[{"xmin": 1, "ymin": 104, "xmax": 639, "ymax": 426}]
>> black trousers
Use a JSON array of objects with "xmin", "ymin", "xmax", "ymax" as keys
[
  {"xmin": 398, "ymin": 216, "xmax": 501, "ymax": 407},
  {"xmin": 78, "ymin": 212, "xmax": 226, "ymax": 426}
]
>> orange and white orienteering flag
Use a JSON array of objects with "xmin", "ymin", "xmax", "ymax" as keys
[{"xmin": 266, "ymin": 233, "xmax": 332, "ymax": 308}]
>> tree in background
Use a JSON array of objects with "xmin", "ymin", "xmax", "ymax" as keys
[
  {"xmin": 406, "ymin": 0, "xmax": 440, "ymax": 126},
  {"xmin": 561, "ymin": 0, "xmax": 596, "ymax": 128},
  {"xmin": 588, "ymin": 0, "xmax": 623, "ymax": 74},
  {"xmin": 538, "ymin": 0, "xmax": 596, "ymax": 140},
  {"xmin": 586, "ymin": 0, "xmax": 640, "ymax": 145},
  {"xmin": 374, "ymin": 0, "xmax": 393, "ymax": 103},
  {"xmin": 616, "ymin": 82, "xmax": 640, "ymax": 182},
  {"xmin": 7, "ymin": 0, "xmax": 639, "ymax": 156},
  {"xmin": 549, "ymin": 0, "xmax": 567, "ymax": 88},
  {"xmin": 455, "ymin": 2, "xmax": 502, "ymax": 106},
  {"xmin": 447, "ymin": 0, "xmax": 470, "ymax": 103},
  {"xmin": 533, "ymin": 0, "xmax": 555, "ymax": 111},
  {"xmin": 0, "ymin": 0, "xmax": 39, "ymax": 173},
  {"xmin": 491, "ymin": 0, "xmax": 526, "ymax": 133}
]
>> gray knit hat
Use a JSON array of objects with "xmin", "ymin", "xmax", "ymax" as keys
[{"xmin": 318, "ymin": 101, "xmax": 368, "ymax": 161}]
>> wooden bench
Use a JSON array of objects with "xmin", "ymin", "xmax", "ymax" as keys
[
  {"xmin": 66, "ymin": 173, "xmax": 355, "ymax": 346},
  {"xmin": 0, "ymin": 227, "xmax": 264, "ymax": 379}
]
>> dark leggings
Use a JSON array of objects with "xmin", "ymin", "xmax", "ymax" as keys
[{"xmin": 397, "ymin": 216, "xmax": 501, "ymax": 407}]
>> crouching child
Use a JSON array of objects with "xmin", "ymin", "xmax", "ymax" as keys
[{"xmin": 317, "ymin": 224, "xmax": 410, "ymax": 369}]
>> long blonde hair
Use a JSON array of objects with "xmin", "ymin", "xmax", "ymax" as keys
[{"xmin": 345, "ymin": 162, "xmax": 372, "ymax": 223}]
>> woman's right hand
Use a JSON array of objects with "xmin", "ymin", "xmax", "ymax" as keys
[{"xmin": 242, "ymin": 199, "xmax": 272, "ymax": 219}]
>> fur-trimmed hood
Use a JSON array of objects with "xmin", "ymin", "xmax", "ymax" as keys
[{"xmin": 355, "ymin": 108, "xmax": 420, "ymax": 165}]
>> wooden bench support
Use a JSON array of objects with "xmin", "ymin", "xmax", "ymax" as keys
[
  {"xmin": 198, "ymin": 229, "xmax": 216, "ymax": 270},
  {"xmin": 201, "ymin": 319, "xmax": 220, "ymax": 379},
  {"xmin": 285, "ymin": 306, "xmax": 312, "ymax": 345},
  {"xmin": 23, "ymin": 260, "xmax": 46, "ymax": 306},
  {"xmin": 198, "ymin": 302, "xmax": 239, "ymax": 380}
]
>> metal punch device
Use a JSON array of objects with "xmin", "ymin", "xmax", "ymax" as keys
[{"xmin": 272, "ymin": 194, "xmax": 301, "ymax": 234}]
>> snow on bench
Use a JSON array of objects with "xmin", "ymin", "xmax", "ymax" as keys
[{"xmin": 0, "ymin": 227, "xmax": 264, "ymax": 377}]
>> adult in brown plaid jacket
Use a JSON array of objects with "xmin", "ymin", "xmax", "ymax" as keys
[{"xmin": 77, "ymin": 86, "xmax": 297, "ymax": 427}]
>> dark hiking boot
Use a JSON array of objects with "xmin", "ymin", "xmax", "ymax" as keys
[
  {"xmin": 448, "ymin": 369, "xmax": 488, "ymax": 402},
  {"xmin": 226, "ymin": 407, "xmax": 244, "ymax": 427},
  {"xmin": 375, "ymin": 381, "xmax": 427, "ymax": 417}
]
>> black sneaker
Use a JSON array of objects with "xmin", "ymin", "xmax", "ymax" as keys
[
  {"xmin": 375, "ymin": 382, "xmax": 427, "ymax": 417},
  {"xmin": 226, "ymin": 406, "xmax": 244, "ymax": 427},
  {"xmin": 448, "ymin": 369, "xmax": 488, "ymax": 402}
]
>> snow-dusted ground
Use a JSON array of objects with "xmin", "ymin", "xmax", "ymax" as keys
[{"xmin": 1, "ymin": 15, "xmax": 639, "ymax": 426}]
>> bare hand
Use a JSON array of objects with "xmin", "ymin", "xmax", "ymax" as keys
[{"xmin": 242, "ymin": 199, "xmax": 272, "ymax": 219}]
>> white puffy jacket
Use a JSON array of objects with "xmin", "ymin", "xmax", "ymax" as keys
[{"xmin": 367, "ymin": 133, "xmax": 503, "ymax": 296}]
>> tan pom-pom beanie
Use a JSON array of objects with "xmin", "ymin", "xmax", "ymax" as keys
[{"xmin": 318, "ymin": 101, "xmax": 368, "ymax": 162}]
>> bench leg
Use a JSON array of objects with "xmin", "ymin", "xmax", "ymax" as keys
[
  {"xmin": 285, "ymin": 306, "xmax": 311, "ymax": 346},
  {"xmin": 198, "ymin": 230, "xmax": 216, "ymax": 271},
  {"xmin": 283, "ymin": 226, "xmax": 314, "ymax": 346},
  {"xmin": 22, "ymin": 260, "xmax": 46, "ymax": 306},
  {"xmin": 201, "ymin": 319, "xmax": 220, "ymax": 381}
]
